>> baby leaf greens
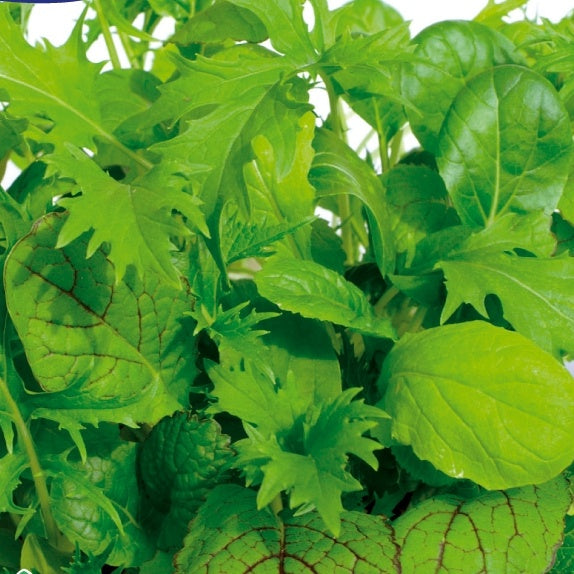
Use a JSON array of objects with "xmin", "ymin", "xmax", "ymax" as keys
[{"xmin": 0, "ymin": 0, "xmax": 572, "ymax": 572}]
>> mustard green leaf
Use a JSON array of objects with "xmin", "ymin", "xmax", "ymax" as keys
[
  {"xmin": 256, "ymin": 257, "xmax": 395, "ymax": 339},
  {"xmin": 395, "ymin": 476, "xmax": 571, "ymax": 573},
  {"xmin": 174, "ymin": 484, "xmax": 399, "ymax": 573},
  {"xmin": 437, "ymin": 65, "xmax": 573, "ymax": 228},
  {"xmin": 4, "ymin": 214, "xmax": 197, "ymax": 427},
  {"xmin": 48, "ymin": 144, "xmax": 207, "ymax": 283},
  {"xmin": 381, "ymin": 321, "xmax": 574, "ymax": 489},
  {"xmin": 401, "ymin": 20, "xmax": 523, "ymax": 153},
  {"xmin": 439, "ymin": 253, "xmax": 574, "ymax": 356},
  {"xmin": 0, "ymin": 6, "xmax": 148, "ymax": 168},
  {"xmin": 551, "ymin": 514, "xmax": 574, "ymax": 573},
  {"xmin": 138, "ymin": 413, "xmax": 233, "ymax": 550},
  {"xmin": 0, "ymin": 450, "xmax": 31, "ymax": 516},
  {"xmin": 311, "ymin": 127, "xmax": 395, "ymax": 275},
  {"xmin": 329, "ymin": 0, "xmax": 403, "ymax": 39}
]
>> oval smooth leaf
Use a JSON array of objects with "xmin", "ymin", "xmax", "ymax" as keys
[
  {"xmin": 380, "ymin": 321, "xmax": 574, "ymax": 489},
  {"xmin": 437, "ymin": 65, "xmax": 573, "ymax": 228},
  {"xmin": 401, "ymin": 20, "xmax": 522, "ymax": 153}
]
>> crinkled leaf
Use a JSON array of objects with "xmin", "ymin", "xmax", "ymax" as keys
[
  {"xmin": 49, "ymin": 145, "xmax": 208, "ymax": 283},
  {"xmin": 395, "ymin": 476, "xmax": 571, "ymax": 573},
  {"xmin": 172, "ymin": 1, "xmax": 267, "ymax": 46},
  {"xmin": 5, "ymin": 213, "xmax": 197, "ymax": 427},
  {"xmin": 46, "ymin": 428, "xmax": 154, "ymax": 567},
  {"xmin": 256, "ymin": 257, "xmax": 395, "ymax": 338},
  {"xmin": 311, "ymin": 127, "xmax": 395, "ymax": 275},
  {"xmin": 174, "ymin": 484, "xmax": 399, "ymax": 572},
  {"xmin": 380, "ymin": 321, "xmax": 574, "ymax": 489},
  {"xmin": 439, "ymin": 252, "xmax": 574, "ymax": 355},
  {"xmin": 401, "ymin": 20, "xmax": 523, "ymax": 153},
  {"xmin": 138, "ymin": 413, "xmax": 232, "ymax": 550},
  {"xmin": 437, "ymin": 65, "xmax": 573, "ymax": 228}
]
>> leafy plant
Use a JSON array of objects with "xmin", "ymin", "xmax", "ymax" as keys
[{"xmin": 0, "ymin": 0, "xmax": 573, "ymax": 572}]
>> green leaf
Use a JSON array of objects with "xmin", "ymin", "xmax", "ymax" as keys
[
  {"xmin": 138, "ymin": 413, "xmax": 232, "ymax": 550},
  {"xmin": 256, "ymin": 257, "xmax": 396, "ymax": 338},
  {"xmin": 551, "ymin": 514, "xmax": 574, "ymax": 572},
  {"xmin": 439, "ymin": 252, "xmax": 574, "ymax": 356},
  {"xmin": 0, "ymin": 450, "xmax": 32, "ymax": 515},
  {"xmin": 48, "ymin": 145, "xmax": 208, "ymax": 283},
  {"xmin": 5, "ymin": 214, "xmax": 197, "ymax": 427},
  {"xmin": 225, "ymin": 0, "xmax": 317, "ymax": 64},
  {"xmin": 383, "ymin": 164, "xmax": 459, "ymax": 265},
  {"xmin": 329, "ymin": 0, "xmax": 403, "ymax": 38},
  {"xmin": 437, "ymin": 65, "xmax": 573, "ymax": 228},
  {"xmin": 311, "ymin": 127, "xmax": 395, "ymax": 275},
  {"xmin": 0, "ymin": 7, "xmax": 148, "ymax": 168},
  {"xmin": 46, "ymin": 427, "xmax": 154, "ymax": 567},
  {"xmin": 20, "ymin": 534, "xmax": 71, "ymax": 574},
  {"xmin": 174, "ymin": 484, "xmax": 399, "ymax": 572},
  {"xmin": 172, "ymin": 1, "xmax": 267, "ymax": 46},
  {"xmin": 401, "ymin": 20, "xmax": 522, "ymax": 153},
  {"xmin": 380, "ymin": 321, "xmax": 574, "ymax": 490},
  {"xmin": 395, "ymin": 476, "xmax": 571, "ymax": 573}
]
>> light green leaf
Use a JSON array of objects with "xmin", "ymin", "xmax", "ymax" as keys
[
  {"xmin": 48, "ymin": 145, "xmax": 208, "ymax": 283},
  {"xmin": 395, "ymin": 476, "xmax": 571, "ymax": 573},
  {"xmin": 380, "ymin": 321, "xmax": 574, "ymax": 490},
  {"xmin": 172, "ymin": 1, "xmax": 267, "ymax": 46},
  {"xmin": 401, "ymin": 20, "xmax": 522, "ymax": 153},
  {"xmin": 383, "ymin": 164, "xmax": 459, "ymax": 264},
  {"xmin": 174, "ymin": 484, "xmax": 399, "ymax": 572},
  {"xmin": 138, "ymin": 413, "xmax": 232, "ymax": 550},
  {"xmin": 0, "ymin": 7, "xmax": 148, "ymax": 167},
  {"xmin": 46, "ymin": 427, "xmax": 154, "ymax": 567},
  {"xmin": 439, "ymin": 252, "xmax": 574, "ymax": 355},
  {"xmin": 311, "ymin": 127, "xmax": 395, "ymax": 275},
  {"xmin": 225, "ymin": 0, "xmax": 317, "ymax": 64},
  {"xmin": 256, "ymin": 257, "xmax": 395, "ymax": 338},
  {"xmin": 5, "ymin": 214, "xmax": 197, "ymax": 427},
  {"xmin": 329, "ymin": 0, "xmax": 403, "ymax": 38},
  {"xmin": 0, "ymin": 450, "xmax": 31, "ymax": 515},
  {"xmin": 437, "ymin": 65, "xmax": 573, "ymax": 228}
]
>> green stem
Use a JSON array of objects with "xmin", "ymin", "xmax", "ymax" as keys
[
  {"xmin": 374, "ymin": 285, "xmax": 399, "ymax": 315},
  {"xmin": 93, "ymin": 0, "xmax": 122, "ymax": 70},
  {"xmin": 118, "ymin": 30, "xmax": 140, "ymax": 69},
  {"xmin": 0, "ymin": 377, "xmax": 60, "ymax": 546},
  {"xmin": 374, "ymin": 101, "xmax": 390, "ymax": 173}
]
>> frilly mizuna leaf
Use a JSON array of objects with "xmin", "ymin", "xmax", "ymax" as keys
[
  {"xmin": 4, "ymin": 214, "xmax": 197, "ymax": 428},
  {"xmin": 395, "ymin": 476, "xmax": 571, "ymax": 573},
  {"xmin": 174, "ymin": 484, "xmax": 399, "ymax": 573},
  {"xmin": 380, "ymin": 321, "xmax": 574, "ymax": 490},
  {"xmin": 401, "ymin": 20, "xmax": 523, "ymax": 153},
  {"xmin": 437, "ymin": 65, "xmax": 573, "ymax": 228},
  {"xmin": 256, "ymin": 257, "xmax": 396, "ymax": 339},
  {"xmin": 138, "ymin": 413, "xmax": 233, "ymax": 550}
]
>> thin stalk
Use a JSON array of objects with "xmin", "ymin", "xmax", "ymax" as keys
[
  {"xmin": 118, "ymin": 30, "xmax": 140, "ymax": 69},
  {"xmin": 374, "ymin": 102, "xmax": 390, "ymax": 173},
  {"xmin": 93, "ymin": 0, "xmax": 122, "ymax": 70},
  {"xmin": 0, "ymin": 377, "xmax": 60, "ymax": 546},
  {"xmin": 374, "ymin": 285, "xmax": 399, "ymax": 315}
]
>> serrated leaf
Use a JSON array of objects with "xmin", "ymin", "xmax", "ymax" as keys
[
  {"xmin": 48, "ymin": 145, "xmax": 208, "ymax": 283},
  {"xmin": 174, "ymin": 484, "xmax": 399, "ymax": 572},
  {"xmin": 380, "ymin": 321, "xmax": 574, "ymax": 490},
  {"xmin": 256, "ymin": 257, "xmax": 396, "ymax": 338},
  {"xmin": 439, "ymin": 252, "xmax": 574, "ymax": 355},
  {"xmin": 0, "ymin": 450, "xmax": 31, "ymax": 515},
  {"xmin": 395, "ymin": 476, "xmax": 570, "ymax": 573},
  {"xmin": 401, "ymin": 20, "xmax": 523, "ymax": 153},
  {"xmin": 310, "ymin": 127, "xmax": 395, "ymax": 275},
  {"xmin": 236, "ymin": 388, "xmax": 386, "ymax": 536},
  {"xmin": 138, "ymin": 413, "xmax": 232, "ymax": 550},
  {"xmin": 437, "ymin": 65, "xmax": 573, "ymax": 228},
  {"xmin": 0, "ymin": 7, "xmax": 148, "ymax": 167},
  {"xmin": 5, "ymin": 213, "xmax": 197, "ymax": 428}
]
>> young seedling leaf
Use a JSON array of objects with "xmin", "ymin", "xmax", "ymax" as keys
[
  {"xmin": 174, "ymin": 484, "xmax": 399, "ymax": 573},
  {"xmin": 380, "ymin": 321, "xmax": 574, "ymax": 489}
]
